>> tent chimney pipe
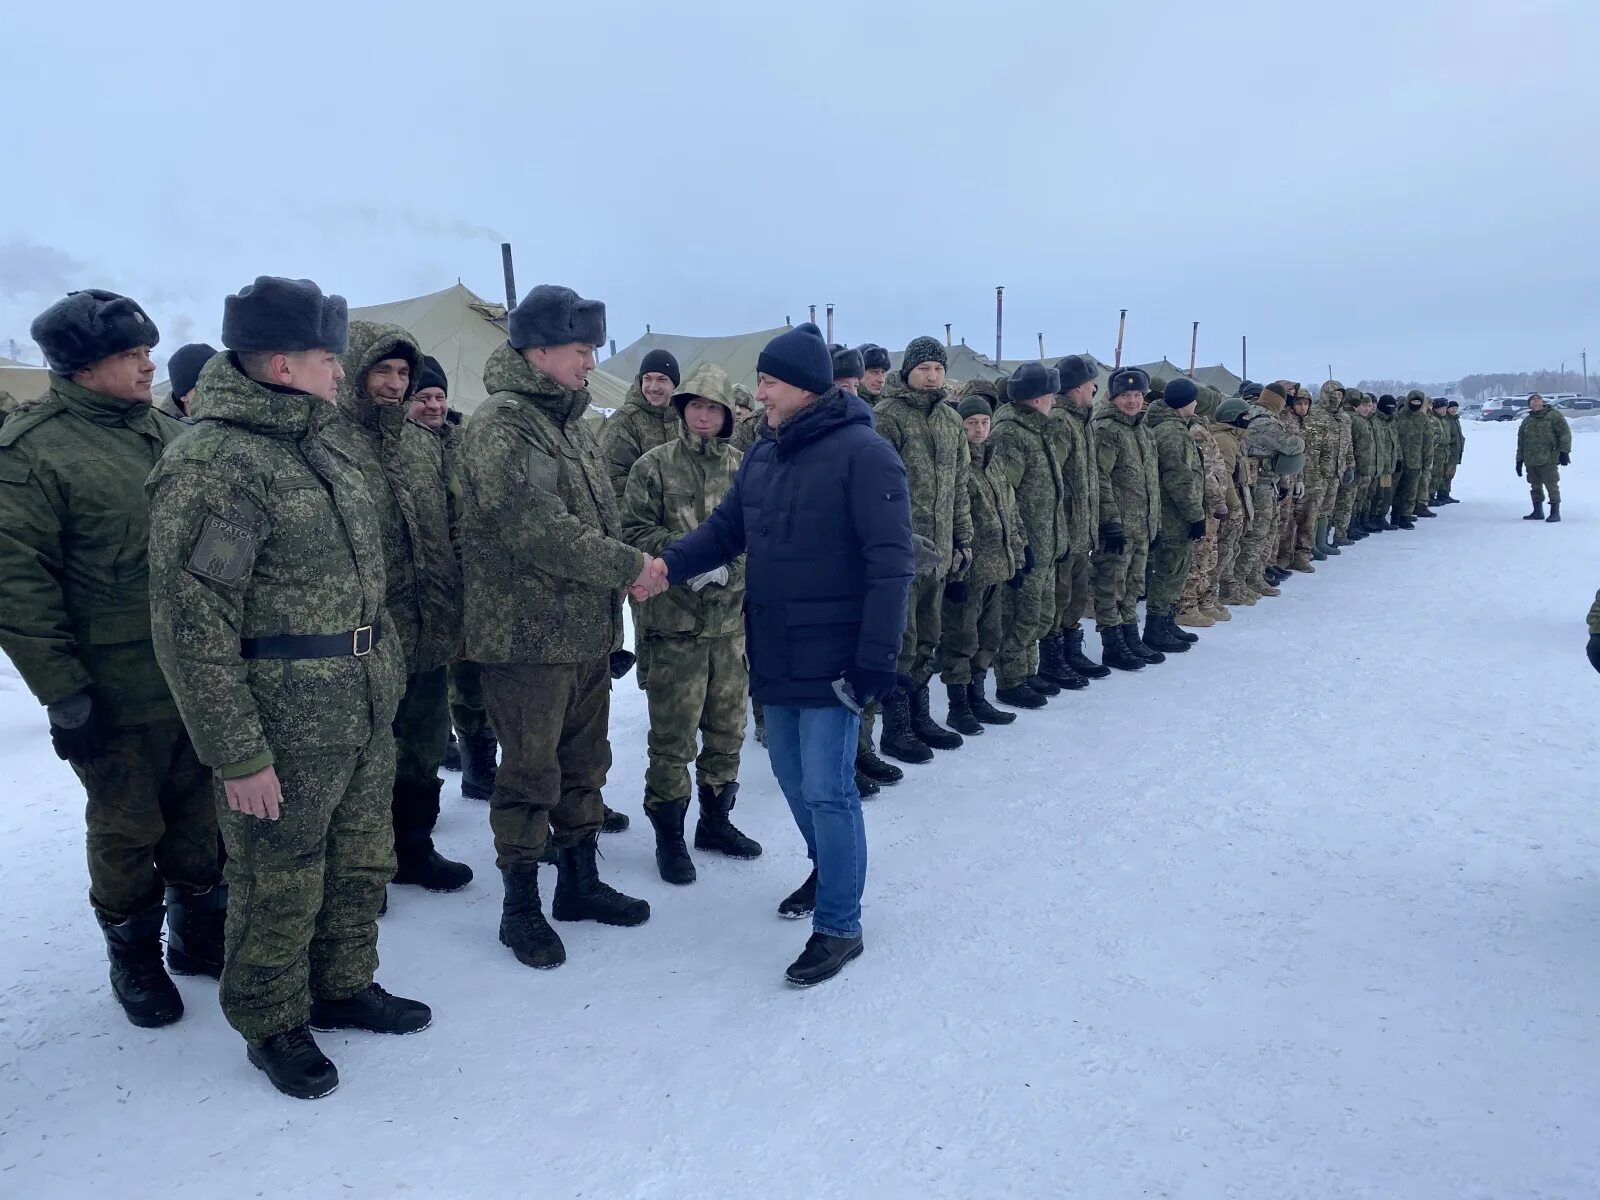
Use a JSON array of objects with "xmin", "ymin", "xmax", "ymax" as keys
[
  {"xmin": 945, "ymin": 323, "xmax": 953, "ymax": 347},
  {"xmin": 646, "ymin": 324, "xmax": 651, "ymax": 334},
  {"xmin": 826, "ymin": 304, "xmax": 835, "ymax": 344},
  {"xmin": 1188, "ymin": 322, "xmax": 1199, "ymax": 376},
  {"xmin": 500, "ymin": 243, "xmax": 517, "ymax": 310},
  {"xmin": 608, "ymin": 339, "xmax": 617, "ymax": 359},
  {"xmin": 995, "ymin": 286, "xmax": 1004, "ymax": 366},
  {"xmin": 1114, "ymin": 309, "xmax": 1127, "ymax": 369},
  {"xmin": 1038, "ymin": 333, "xmax": 1045, "ymax": 361},
  {"xmin": 1241, "ymin": 335, "xmax": 1248, "ymax": 382},
  {"xmin": 809, "ymin": 304, "xmax": 817, "ymax": 325}
]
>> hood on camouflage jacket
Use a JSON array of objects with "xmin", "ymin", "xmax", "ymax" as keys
[
  {"xmin": 325, "ymin": 321, "xmax": 462, "ymax": 674},
  {"xmin": 458, "ymin": 342, "xmax": 645, "ymax": 666},
  {"xmin": 874, "ymin": 373, "xmax": 974, "ymax": 568},
  {"xmin": 1393, "ymin": 396, "xmax": 1430, "ymax": 469},
  {"xmin": 1091, "ymin": 398, "xmax": 1161, "ymax": 536},
  {"xmin": 1190, "ymin": 387, "xmax": 1230, "ymax": 517},
  {"xmin": 1048, "ymin": 396, "xmax": 1099, "ymax": 555},
  {"xmin": 599, "ymin": 378, "xmax": 678, "ymax": 500},
  {"xmin": 146, "ymin": 352, "xmax": 404, "ymax": 775},
  {"xmin": 1242, "ymin": 397, "xmax": 1305, "ymax": 480},
  {"xmin": 0, "ymin": 374, "xmax": 190, "ymax": 725},
  {"xmin": 963, "ymin": 439, "xmax": 1024, "ymax": 588},
  {"xmin": 1517, "ymin": 404, "xmax": 1573, "ymax": 469},
  {"xmin": 988, "ymin": 400, "xmax": 1067, "ymax": 563},
  {"xmin": 1302, "ymin": 380, "xmax": 1350, "ymax": 487},
  {"xmin": 1144, "ymin": 400, "xmax": 1206, "ymax": 530},
  {"xmin": 1348, "ymin": 404, "xmax": 1377, "ymax": 479},
  {"xmin": 1206, "ymin": 411, "xmax": 1247, "ymax": 515},
  {"xmin": 620, "ymin": 363, "xmax": 746, "ymax": 638}
]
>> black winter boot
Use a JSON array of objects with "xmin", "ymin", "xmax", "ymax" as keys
[
  {"xmin": 880, "ymin": 688, "xmax": 933, "ymax": 764},
  {"xmin": 994, "ymin": 678, "xmax": 1048, "ymax": 708},
  {"xmin": 1026, "ymin": 670, "xmax": 1061, "ymax": 696},
  {"xmin": 553, "ymin": 835, "xmax": 650, "ymax": 926},
  {"xmin": 392, "ymin": 778, "xmax": 474, "ymax": 892},
  {"xmin": 785, "ymin": 932, "xmax": 865, "ymax": 987},
  {"xmin": 165, "ymin": 882, "xmax": 227, "ymax": 978},
  {"xmin": 695, "ymin": 782, "xmax": 763, "ymax": 858},
  {"xmin": 1123, "ymin": 621, "xmax": 1165, "ymax": 664},
  {"xmin": 1063, "ymin": 627, "xmax": 1111, "ymax": 679},
  {"xmin": 98, "ymin": 903, "xmax": 183, "ymax": 1028},
  {"xmin": 855, "ymin": 771, "xmax": 879, "ymax": 798},
  {"xmin": 645, "ymin": 800, "xmax": 697, "ymax": 885},
  {"xmin": 602, "ymin": 805, "xmax": 630, "ymax": 833},
  {"xmin": 442, "ymin": 730, "xmax": 461, "ymax": 772},
  {"xmin": 1100, "ymin": 625, "xmax": 1145, "ymax": 672},
  {"xmin": 1038, "ymin": 634, "xmax": 1089, "ymax": 690},
  {"xmin": 1167, "ymin": 614, "xmax": 1199, "ymax": 644},
  {"xmin": 856, "ymin": 746, "xmax": 903, "ymax": 786},
  {"xmin": 1546, "ymin": 501, "xmax": 1562, "ymax": 523},
  {"xmin": 910, "ymin": 682, "xmax": 963, "ymax": 750},
  {"xmin": 310, "ymin": 984, "xmax": 431, "ymax": 1035},
  {"xmin": 498, "ymin": 864, "xmax": 566, "ymax": 968},
  {"xmin": 1142, "ymin": 612, "xmax": 1190, "ymax": 654},
  {"xmin": 1524, "ymin": 497, "xmax": 1545, "ymax": 520},
  {"xmin": 459, "ymin": 729, "xmax": 498, "ymax": 800},
  {"xmin": 967, "ymin": 670, "xmax": 1016, "ymax": 725},
  {"xmin": 944, "ymin": 681, "xmax": 984, "ymax": 736},
  {"xmin": 248, "ymin": 1025, "xmax": 339, "ymax": 1100},
  {"xmin": 778, "ymin": 868, "xmax": 817, "ymax": 919}
]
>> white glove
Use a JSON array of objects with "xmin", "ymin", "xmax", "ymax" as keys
[
  {"xmin": 687, "ymin": 566, "xmax": 729, "ymax": 592},
  {"xmin": 1293, "ymin": 480, "xmax": 1306, "ymax": 501}
]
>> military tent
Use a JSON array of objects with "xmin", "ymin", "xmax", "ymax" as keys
[{"xmin": 0, "ymin": 355, "xmax": 50, "ymax": 404}]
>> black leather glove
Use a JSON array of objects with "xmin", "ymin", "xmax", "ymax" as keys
[
  {"xmin": 1098, "ymin": 522, "xmax": 1125, "ymax": 555},
  {"xmin": 1186, "ymin": 519, "xmax": 1207, "ymax": 541},
  {"xmin": 845, "ymin": 664, "xmax": 905, "ymax": 706},
  {"xmin": 1022, "ymin": 545, "xmax": 1036, "ymax": 573},
  {"xmin": 1007, "ymin": 568, "xmax": 1025, "ymax": 590},
  {"xmin": 1560, "ymin": 451, "xmax": 1571, "ymax": 466},
  {"xmin": 48, "ymin": 690, "xmax": 108, "ymax": 765},
  {"xmin": 1588, "ymin": 634, "xmax": 1600, "ymax": 675},
  {"xmin": 1515, "ymin": 462, "xmax": 1523, "ymax": 477},
  {"xmin": 943, "ymin": 579, "xmax": 969, "ymax": 604},
  {"xmin": 608, "ymin": 649, "xmax": 636, "ymax": 680}
]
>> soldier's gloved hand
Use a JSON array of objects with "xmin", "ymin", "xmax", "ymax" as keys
[
  {"xmin": 944, "ymin": 579, "xmax": 969, "ymax": 604},
  {"xmin": 47, "ymin": 690, "xmax": 108, "ymax": 765},
  {"xmin": 1098, "ymin": 522, "xmax": 1125, "ymax": 555},
  {"xmin": 1007, "ymin": 567, "xmax": 1025, "ymax": 589},
  {"xmin": 687, "ymin": 566, "xmax": 729, "ymax": 592},
  {"xmin": 948, "ymin": 544, "xmax": 973, "ymax": 578},
  {"xmin": 1293, "ymin": 480, "xmax": 1306, "ymax": 501},
  {"xmin": 1560, "ymin": 451, "xmax": 1571, "ymax": 466},
  {"xmin": 1587, "ymin": 634, "xmax": 1600, "ymax": 675},
  {"xmin": 912, "ymin": 533, "xmax": 943, "ymax": 577},
  {"xmin": 608, "ymin": 650, "xmax": 637, "ymax": 680},
  {"xmin": 844, "ymin": 664, "xmax": 904, "ymax": 706},
  {"xmin": 1341, "ymin": 466, "xmax": 1356, "ymax": 485},
  {"xmin": 1515, "ymin": 462, "xmax": 1523, "ymax": 477},
  {"xmin": 1021, "ymin": 545, "xmax": 1036, "ymax": 574},
  {"xmin": 1187, "ymin": 519, "xmax": 1207, "ymax": 541}
]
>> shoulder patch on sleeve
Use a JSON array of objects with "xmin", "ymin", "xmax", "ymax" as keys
[
  {"xmin": 186, "ymin": 514, "xmax": 256, "ymax": 585},
  {"xmin": 525, "ymin": 446, "xmax": 560, "ymax": 492}
]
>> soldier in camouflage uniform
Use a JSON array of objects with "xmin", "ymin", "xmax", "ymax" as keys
[
  {"xmin": 457, "ymin": 284, "xmax": 656, "ymax": 974},
  {"xmin": 937, "ymin": 391, "xmax": 1023, "ymax": 733},
  {"xmin": 1341, "ymin": 392, "xmax": 1377, "ymax": 539},
  {"xmin": 1178, "ymin": 385, "xmax": 1233, "ymax": 626},
  {"xmin": 1414, "ymin": 391, "xmax": 1440, "ymax": 519},
  {"xmin": 850, "ymin": 343, "xmax": 902, "ymax": 791},
  {"xmin": 0, "ymin": 290, "xmax": 223, "ymax": 1031},
  {"xmin": 324, "ymin": 323, "xmax": 470, "ymax": 894},
  {"xmin": 1209, "ymin": 396, "xmax": 1253, "ymax": 607},
  {"xmin": 1517, "ymin": 393, "xmax": 1572, "ymax": 522},
  {"xmin": 1441, "ymin": 399, "xmax": 1465, "ymax": 503},
  {"xmin": 1303, "ymin": 380, "xmax": 1349, "ymax": 559},
  {"xmin": 988, "ymin": 363, "xmax": 1067, "ymax": 705},
  {"xmin": 1142, "ymin": 377, "xmax": 1206, "ymax": 653},
  {"xmin": 1043, "ymin": 355, "xmax": 1108, "ymax": 685},
  {"xmin": 1090, "ymin": 367, "xmax": 1164, "ymax": 669},
  {"xmin": 873, "ymin": 336, "xmax": 972, "ymax": 762},
  {"xmin": 1426, "ymin": 397, "xmax": 1451, "ymax": 504},
  {"xmin": 599, "ymin": 348, "xmax": 680, "ymax": 694},
  {"xmin": 1391, "ymin": 390, "xmax": 1429, "ymax": 528},
  {"xmin": 159, "ymin": 341, "xmax": 215, "ymax": 422},
  {"xmin": 1239, "ymin": 383, "xmax": 1304, "ymax": 597},
  {"xmin": 147, "ymin": 277, "xmax": 428, "ymax": 1100},
  {"xmin": 1368, "ymin": 394, "xmax": 1401, "ymax": 530},
  {"xmin": 1326, "ymin": 384, "xmax": 1357, "ymax": 548},
  {"xmin": 620, "ymin": 363, "xmax": 762, "ymax": 884},
  {"xmin": 1277, "ymin": 388, "xmax": 1315, "ymax": 572}
]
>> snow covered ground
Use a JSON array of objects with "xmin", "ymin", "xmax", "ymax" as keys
[{"xmin": 2, "ymin": 422, "xmax": 1596, "ymax": 1199}]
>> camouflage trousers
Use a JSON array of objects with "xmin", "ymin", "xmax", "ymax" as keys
[
  {"xmin": 218, "ymin": 724, "xmax": 394, "ymax": 1042},
  {"xmin": 857, "ymin": 704, "xmax": 875, "ymax": 757},
  {"xmin": 1274, "ymin": 493, "xmax": 1303, "ymax": 565},
  {"xmin": 896, "ymin": 572, "xmax": 945, "ymax": 685},
  {"xmin": 393, "ymin": 665, "xmax": 450, "ymax": 788},
  {"xmin": 1392, "ymin": 466, "xmax": 1424, "ymax": 520},
  {"xmin": 1091, "ymin": 522, "xmax": 1149, "ymax": 628},
  {"xmin": 1414, "ymin": 458, "xmax": 1435, "ymax": 511},
  {"xmin": 1370, "ymin": 471, "xmax": 1398, "ymax": 521},
  {"xmin": 1430, "ymin": 458, "xmax": 1449, "ymax": 496},
  {"xmin": 1146, "ymin": 530, "xmax": 1194, "ymax": 617},
  {"xmin": 937, "ymin": 581, "xmax": 1004, "ymax": 685},
  {"xmin": 1528, "ymin": 463, "xmax": 1561, "ymax": 504},
  {"xmin": 1213, "ymin": 515, "xmax": 1245, "ymax": 598},
  {"xmin": 1337, "ymin": 478, "xmax": 1369, "ymax": 536},
  {"xmin": 1179, "ymin": 520, "xmax": 1218, "ymax": 611},
  {"xmin": 483, "ymin": 657, "xmax": 609, "ymax": 868},
  {"xmin": 1052, "ymin": 549, "xmax": 1092, "ymax": 633},
  {"xmin": 1237, "ymin": 482, "xmax": 1279, "ymax": 588},
  {"xmin": 1317, "ymin": 474, "xmax": 1340, "ymax": 522},
  {"xmin": 448, "ymin": 659, "xmax": 490, "ymax": 740},
  {"xmin": 627, "ymin": 597, "xmax": 651, "ymax": 691},
  {"xmin": 73, "ymin": 719, "xmax": 220, "ymax": 920},
  {"xmin": 996, "ymin": 570, "xmax": 1052, "ymax": 688},
  {"xmin": 643, "ymin": 633, "xmax": 747, "ymax": 809}
]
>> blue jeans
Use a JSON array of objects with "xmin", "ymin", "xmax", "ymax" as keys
[{"xmin": 762, "ymin": 704, "xmax": 867, "ymax": 938}]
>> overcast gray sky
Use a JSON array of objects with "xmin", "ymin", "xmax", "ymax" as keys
[{"xmin": 4, "ymin": 0, "xmax": 1596, "ymax": 384}]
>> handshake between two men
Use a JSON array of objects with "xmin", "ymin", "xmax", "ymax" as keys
[{"xmin": 628, "ymin": 556, "xmax": 728, "ymax": 602}]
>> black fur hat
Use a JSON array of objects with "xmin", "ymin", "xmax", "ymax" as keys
[
  {"xmin": 1054, "ymin": 354, "xmax": 1096, "ymax": 393},
  {"xmin": 860, "ymin": 343, "xmax": 892, "ymax": 372},
  {"xmin": 1009, "ymin": 362, "xmax": 1059, "ymax": 404},
  {"xmin": 1108, "ymin": 367, "xmax": 1151, "ymax": 401},
  {"xmin": 166, "ymin": 342, "xmax": 217, "ymax": 399},
  {"xmin": 1164, "ymin": 377, "xmax": 1199, "ymax": 408},
  {"xmin": 416, "ymin": 355, "xmax": 448, "ymax": 394},
  {"xmin": 638, "ymin": 348, "xmax": 680, "ymax": 387},
  {"xmin": 508, "ymin": 284, "xmax": 606, "ymax": 351},
  {"xmin": 222, "ymin": 276, "xmax": 348, "ymax": 355},
  {"xmin": 31, "ymin": 289, "xmax": 160, "ymax": 375},
  {"xmin": 831, "ymin": 343, "xmax": 865, "ymax": 381}
]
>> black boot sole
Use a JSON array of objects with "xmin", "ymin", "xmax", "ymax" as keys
[
  {"xmin": 694, "ymin": 830, "xmax": 763, "ymax": 859},
  {"xmin": 166, "ymin": 948, "xmax": 223, "ymax": 979},
  {"xmin": 248, "ymin": 1048, "xmax": 339, "ymax": 1100},
  {"xmin": 786, "ymin": 940, "xmax": 865, "ymax": 986},
  {"xmin": 880, "ymin": 741, "xmax": 933, "ymax": 765},
  {"xmin": 308, "ymin": 1014, "xmax": 433, "ymax": 1036},
  {"xmin": 119, "ymin": 1000, "xmax": 184, "ymax": 1028},
  {"xmin": 856, "ymin": 761, "xmax": 903, "ymax": 785},
  {"xmin": 551, "ymin": 902, "xmax": 651, "ymax": 927},
  {"xmin": 460, "ymin": 781, "xmax": 494, "ymax": 801},
  {"xmin": 498, "ymin": 927, "xmax": 567, "ymax": 969},
  {"xmin": 778, "ymin": 902, "xmax": 814, "ymax": 920}
]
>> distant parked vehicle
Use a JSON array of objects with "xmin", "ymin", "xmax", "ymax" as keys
[
  {"xmin": 1479, "ymin": 398, "xmax": 1527, "ymax": 421},
  {"xmin": 1571, "ymin": 396, "xmax": 1599, "ymax": 411}
]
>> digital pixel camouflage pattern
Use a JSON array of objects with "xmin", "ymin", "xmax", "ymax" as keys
[
  {"xmin": 1340, "ymin": 397, "xmax": 1377, "ymax": 536},
  {"xmin": 1048, "ymin": 395, "xmax": 1099, "ymax": 633},
  {"xmin": 1144, "ymin": 400, "xmax": 1204, "ymax": 616},
  {"xmin": 1370, "ymin": 403, "xmax": 1400, "ymax": 521},
  {"xmin": 1205, "ymin": 408, "xmax": 1247, "ymax": 602},
  {"xmin": 1090, "ymin": 397, "xmax": 1160, "ymax": 627},
  {"xmin": 988, "ymin": 400, "xmax": 1065, "ymax": 686},
  {"xmin": 1518, "ymin": 404, "xmax": 1572, "ymax": 505},
  {"xmin": 599, "ymin": 379, "xmax": 678, "ymax": 499},
  {"xmin": 938, "ymin": 436, "xmax": 1021, "ymax": 686},
  {"xmin": 1238, "ymin": 391, "xmax": 1303, "ymax": 590},
  {"xmin": 1392, "ymin": 392, "xmax": 1429, "ymax": 518}
]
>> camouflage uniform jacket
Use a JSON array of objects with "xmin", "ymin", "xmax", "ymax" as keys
[
  {"xmin": 965, "ymin": 440, "xmax": 1024, "ymax": 588},
  {"xmin": 1048, "ymin": 400, "xmax": 1099, "ymax": 555},
  {"xmin": 0, "ymin": 376, "xmax": 190, "ymax": 725},
  {"xmin": 1091, "ymin": 400, "xmax": 1161, "ymax": 537},
  {"xmin": 146, "ymin": 353, "xmax": 404, "ymax": 778},
  {"xmin": 1242, "ymin": 401, "xmax": 1304, "ymax": 482},
  {"xmin": 1420, "ymin": 409, "xmax": 1440, "ymax": 473},
  {"xmin": 1191, "ymin": 418, "xmax": 1229, "ymax": 517},
  {"xmin": 458, "ymin": 343, "xmax": 644, "ymax": 666},
  {"xmin": 1144, "ymin": 402, "xmax": 1205, "ymax": 530},
  {"xmin": 599, "ymin": 382, "xmax": 677, "ymax": 500},
  {"xmin": 154, "ymin": 392, "xmax": 191, "ymax": 423},
  {"xmin": 1517, "ymin": 406, "xmax": 1572, "ymax": 468},
  {"xmin": 731, "ymin": 410, "xmax": 764, "ymax": 453},
  {"xmin": 324, "ymin": 322, "xmax": 462, "ymax": 674},
  {"xmin": 620, "ymin": 364, "xmax": 745, "ymax": 639},
  {"xmin": 1303, "ymin": 383, "xmax": 1348, "ymax": 489},
  {"xmin": 1349, "ymin": 410, "xmax": 1377, "ymax": 482},
  {"xmin": 874, "ymin": 375, "xmax": 974, "ymax": 561},
  {"xmin": 1207, "ymin": 420, "xmax": 1246, "ymax": 516},
  {"xmin": 1447, "ymin": 412, "xmax": 1465, "ymax": 464},
  {"xmin": 1372, "ymin": 410, "xmax": 1400, "ymax": 476},
  {"xmin": 988, "ymin": 401, "xmax": 1067, "ymax": 563},
  {"xmin": 1394, "ymin": 402, "xmax": 1429, "ymax": 469},
  {"xmin": 0, "ymin": 389, "xmax": 20, "ymax": 419}
]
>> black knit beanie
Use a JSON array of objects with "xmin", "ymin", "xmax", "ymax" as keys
[
  {"xmin": 756, "ymin": 322, "xmax": 833, "ymax": 395},
  {"xmin": 639, "ymin": 348, "xmax": 680, "ymax": 387},
  {"xmin": 957, "ymin": 394, "xmax": 994, "ymax": 420},
  {"xmin": 416, "ymin": 354, "xmax": 448, "ymax": 394},
  {"xmin": 1164, "ymin": 377, "xmax": 1199, "ymax": 408},
  {"xmin": 166, "ymin": 342, "xmax": 217, "ymax": 398},
  {"xmin": 900, "ymin": 335, "xmax": 948, "ymax": 382}
]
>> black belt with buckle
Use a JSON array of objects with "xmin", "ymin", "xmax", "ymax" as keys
[{"xmin": 240, "ymin": 619, "xmax": 381, "ymax": 660}]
